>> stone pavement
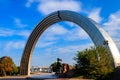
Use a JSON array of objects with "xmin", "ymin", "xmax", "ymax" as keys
[
  {"xmin": 0, "ymin": 73, "xmax": 93, "ymax": 80},
  {"xmin": 0, "ymin": 78, "xmax": 92, "ymax": 80}
]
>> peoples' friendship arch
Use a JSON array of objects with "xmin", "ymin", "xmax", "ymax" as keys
[{"xmin": 20, "ymin": 10, "xmax": 120, "ymax": 75}]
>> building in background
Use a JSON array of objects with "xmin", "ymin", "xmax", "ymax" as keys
[{"xmin": 30, "ymin": 66, "xmax": 52, "ymax": 73}]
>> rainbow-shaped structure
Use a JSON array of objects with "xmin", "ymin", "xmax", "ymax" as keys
[{"xmin": 20, "ymin": 10, "xmax": 120, "ymax": 75}]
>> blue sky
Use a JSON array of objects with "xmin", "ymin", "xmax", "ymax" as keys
[{"xmin": 0, "ymin": 0, "xmax": 120, "ymax": 67}]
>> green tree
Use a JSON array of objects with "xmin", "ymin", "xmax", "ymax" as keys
[
  {"xmin": 51, "ymin": 62, "xmax": 58, "ymax": 72},
  {"xmin": 74, "ymin": 46, "xmax": 114, "ymax": 79},
  {"xmin": 50, "ymin": 61, "xmax": 62, "ymax": 74},
  {"xmin": 11, "ymin": 64, "xmax": 18, "ymax": 75}
]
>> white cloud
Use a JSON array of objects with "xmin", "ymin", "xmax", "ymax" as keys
[
  {"xmin": 25, "ymin": 0, "xmax": 34, "ymax": 7},
  {"xmin": 5, "ymin": 41, "xmax": 25, "ymax": 51},
  {"xmin": 103, "ymin": 10, "xmax": 120, "ymax": 51},
  {"xmin": 103, "ymin": 10, "xmax": 120, "ymax": 37},
  {"xmin": 38, "ymin": 0, "xmax": 81, "ymax": 15},
  {"xmin": 14, "ymin": 18, "xmax": 28, "ymax": 28},
  {"xmin": 46, "ymin": 24, "xmax": 89, "ymax": 41},
  {"xmin": 35, "ymin": 23, "xmax": 90, "ymax": 48},
  {"xmin": 35, "ymin": 24, "xmax": 68, "ymax": 48},
  {"xmin": 42, "ymin": 43, "xmax": 94, "ymax": 56},
  {"xmin": 0, "ymin": 28, "xmax": 31, "ymax": 38},
  {"xmin": 35, "ymin": 24, "xmax": 91, "ymax": 49},
  {"xmin": 65, "ymin": 27, "xmax": 89, "ymax": 41},
  {"xmin": 25, "ymin": 0, "xmax": 43, "ymax": 7},
  {"xmin": 47, "ymin": 24, "xmax": 68, "ymax": 35},
  {"xmin": 0, "ymin": 28, "xmax": 14, "ymax": 37},
  {"xmin": 17, "ymin": 30, "xmax": 31, "ymax": 38},
  {"xmin": 88, "ymin": 8, "xmax": 102, "ymax": 23},
  {"xmin": 32, "ymin": 42, "xmax": 94, "ymax": 66},
  {"xmin": 40, "ymin": 24, "xmax": 68, "ymax": 41},
  {"xmin": 36, "ymin": 41, "xmax": 56, "ymax": 48}
]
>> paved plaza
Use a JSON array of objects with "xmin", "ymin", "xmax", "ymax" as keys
[{"xmin": 0, "ymin": 73, "xmax": 93, "ymax": 80}]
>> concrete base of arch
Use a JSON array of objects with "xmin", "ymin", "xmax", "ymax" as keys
[{"xmin": 20, "ymin": 10, "xmax": 120, "ymax": 75}]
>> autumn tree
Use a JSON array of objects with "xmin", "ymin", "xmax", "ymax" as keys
[
  {"xmin": 0, "ymin": 56, "xmax": 18, "ymax": 76},
  {"xmin": 0, "ymin": 63, "xmax": 6, "ymax": 76}
]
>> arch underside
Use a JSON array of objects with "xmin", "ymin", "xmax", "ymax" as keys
[{"xmin": 20, "ymin": 10, "xmax": 120, "ymax": 75}]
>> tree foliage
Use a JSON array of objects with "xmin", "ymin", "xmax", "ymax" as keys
[
  {"xmin": 51, "ymin": 62, "xmax": 58, "ymax": 72},
  {"xmin": 74, "ymin": 46, "xmax": 114, "ymax": 79},
  {"xmin": 11, "ymin": 64, "xmax": 19, "ymax": 75},
  {"xmin": 0, "ymin": 56, "xmax": 19, "ymax": 76},
  {"xmin": 50, "ymin": 61, "xmax": 62, "ymax": 73}
]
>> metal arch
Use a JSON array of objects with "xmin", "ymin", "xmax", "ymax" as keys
[{"xmin": 20, "ymin": 10, "xmax": 120, "ymax": 75}]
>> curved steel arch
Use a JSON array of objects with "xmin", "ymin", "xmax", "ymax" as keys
[{"xmin": 20, "ymin": 10, "xmax": 120, "ymax": 75}]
